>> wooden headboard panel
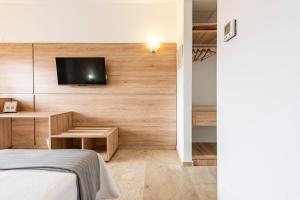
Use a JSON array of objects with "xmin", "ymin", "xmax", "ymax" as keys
[{"xmin": 0, "ymin": 43, "xmax": 177, "ymax": 146}]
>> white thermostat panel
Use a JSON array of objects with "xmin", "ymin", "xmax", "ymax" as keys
[{"xmin": 224, "ymin": 19, "xmax": 237, "ymax": 42}]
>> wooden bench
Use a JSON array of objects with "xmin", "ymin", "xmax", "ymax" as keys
[{"xmin": 51, "ymin": 127, "xmax": 118, "ymax": 161}]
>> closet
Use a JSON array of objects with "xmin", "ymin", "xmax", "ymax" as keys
[{"xmin": 192, "ymin": 1, "xmax": 217, "ymax": 166}]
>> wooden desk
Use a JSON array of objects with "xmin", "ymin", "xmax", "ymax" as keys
[
  {"xmin": 0, "ymin": 112, "xmax": 72, "ymax": 149},
  {"xmin": 192, "ymin": 106, "xmax": 217, "ymax": 126},
  {"xmin": 0, "ymin": 112, "xmax": 72, "ymax": 118},
  {"xmin": 0, "ymin": 112, "xmax": 119, "ymax": 161}
]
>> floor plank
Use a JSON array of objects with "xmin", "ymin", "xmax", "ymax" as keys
[{"xmin": 106, "ymin": 149, "xmax": 217, "ymax": 200}]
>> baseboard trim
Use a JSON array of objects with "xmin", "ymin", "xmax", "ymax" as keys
[{"xmin": 175, "ymin": 146, "xmax": 193, "ymax": 166}]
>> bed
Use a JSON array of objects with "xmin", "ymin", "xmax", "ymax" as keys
[{"xmin": 0, "ymin": 149, "xmax": 119, "ymax": 200}]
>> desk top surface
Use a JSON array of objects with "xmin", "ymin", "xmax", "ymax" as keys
[
  {"xmin": 51, "ymin": 127, "xmax": 118, "ymax": 138},
  {"xmin": 0, "ymin": 111, "xmax": 72, "ymax": 118}
]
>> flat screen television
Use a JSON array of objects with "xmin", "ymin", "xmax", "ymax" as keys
[{"xmin": 56, "ymin": 57, "xmax": 107, "ymax": 85}]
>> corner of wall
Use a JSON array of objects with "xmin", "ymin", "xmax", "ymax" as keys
[{"xmin": 176, "ymin": 0, "xmax": 193, "ymax": 163}]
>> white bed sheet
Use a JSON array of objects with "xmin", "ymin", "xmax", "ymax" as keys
[{"xmin": 0, "ymin": 154, "xmax": 119, "ymax": 200}]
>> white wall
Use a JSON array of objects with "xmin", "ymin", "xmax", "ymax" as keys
[
  {"xmin": 218, "ymin": 0, "xmax": 300, "ymax": 199},
  {"xmin": 176, "ymin": 0, "xmax": 193, "ymax": 163},
  {"xmin": 193, "ymin": 55, "xmax": 217, "ymax": 143},
  {"xmin": 0, "ymin": 0, "xmax": 177, "ymax": 42},
  {"xmin": 193, "ymin": 55, "xmax": 217, "ymax": 105},
  {"xmin": 192, "ymin": 126, "xmax": 216, "ymax": 142}
]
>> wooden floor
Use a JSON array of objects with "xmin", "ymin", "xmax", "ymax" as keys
[
  {"xmin": 192, "ymin": 143, "xmax": 217, "ymax": 166},
  {"xmin": 106, "ymin": 149, "xmax": 217, "ymax": 200}
]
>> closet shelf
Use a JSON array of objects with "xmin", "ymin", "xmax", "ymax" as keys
[
  {"xmin": 192, "ymin": 143, "xmax": 217, "ymax": 166},
  {"xmin": 192, "ymin": 105, "xmax": 217, "ymax": 127},
  {"xmin": 192, "ymin": 23, "xmax": 217, "ymax": 62},
  {"xmin": 193, "ymin": 23, "xmax": 217, "ymax": 31},
  {"xmin": 193, "ymin": 23, "xmax": 217, "ymax": 45}
]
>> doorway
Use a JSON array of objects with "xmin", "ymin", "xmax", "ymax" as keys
[{"xmin": 192, "ymin": 0, "xmax": 217, "ymax": 166}]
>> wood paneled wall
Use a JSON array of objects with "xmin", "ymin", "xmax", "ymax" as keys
[
  {"xmin": 0, "ymin": 94, "xmax": 34, "ymax": 111},
  {"xmin": 0, "ymin": 44, "xmax": 33, "ymax": 94},
  {"xmin": 0, "ymin": 43, "xmax": 177, "ymax": 146},
  {"xmin": 0, "ymin": 43, "xmax": 35, "ymax": 112},
  {"xmin": 0, "ymin": 118, "xmax": 11, "ymax": 149},
  {"xmin": 34, "ymin": 44, "xmax": 176, "ymax": 95},
  {"xmin": 0, "ymin": 95, "xmax": 35, "ymax": 149}
]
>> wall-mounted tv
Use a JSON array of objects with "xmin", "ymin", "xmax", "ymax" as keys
[{"xmin": 56, "ymin": 57, "xmax": 107, "ymax": 85}]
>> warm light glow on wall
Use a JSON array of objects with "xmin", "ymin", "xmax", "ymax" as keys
[{"xmin": 146, "ymin": 38, "xmax": 161, "ymax": 53}]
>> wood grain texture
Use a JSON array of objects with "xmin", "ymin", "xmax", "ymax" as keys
[
  {"xmin": 106, "ymin": 128, "xmax": 118, "ymax": 161},
  {"xmin": 51, "ymin": 127, "xmax": 118, "ymax": 161},
  {"xmin": 0, "ymin": 98, "xmax": 11, "ymax": 113},
  {"xmin": 12, "ymin": 95, "xmax": 34, "ymax": 111},
  {"xmin": 192, "ymin": 106, "xmax": 216, "ymax": 127},
  {"xmin": 193, "ymin": 31, "xmax": 217, "ymax": 45},
  {"xmin": 0, "ymin": 44, "xmax": 33, "ymax": 93},
  {"xmin": 35, "ymin": 94, "xmax": 176, "ymax": 146},
  {"xmin": 1, "ymin": 43, "xmax": 177, "ymax": 147},
  {"xmin": 82, "ymin": 138, "xmax": 95, "ymax": 150},
  {"xmin": 35, "ymin": 118, "xmax": 50, "ymax": 148},
  {"xmin": 0, "ymin": 111, "xmax": 70, "ymax": 118},
  {"xmin": 11, "ymin": 118, "xmax": 35, "ymax": 148},
  {"xmin": 50, "ymin": 113, "xmax": 73, "ymax": 135},
  {"xmin": 50, "ymin": 138, "xmax": 75, "ymax": 149},
  {"xmin": 119, "ymin": 145, "xmax": 175, "ymax": 150},
  {"xmin": 0, "ymin": 118, "xmax": 11, "ymax": 149},
  {"xmin": 192, "ymin": 22, "xmax": 217, "ymax": 45},
  {"xmin": 33, "ymin": 43, "xmax": 176, "ymax": 94},
  {"xmin": 107, "ymin": 149, "xmax": 217, "ymax": 200},
  {"xmin": 193, "ymin": 159, "xmax": 217, "ymax": 166},
  {"xmin": 49, "ymin": 112, "xmax": 73, "ymax": 148},
  {"xmin": 193, "ymin": 23, "xmax": 217, "ymax": 31},
  {"xmin": 52, "ymin": 127, "xmax": 115, "ymax": 138},
  {"xmin": 192, "ymin": 143, "xmax": 217, "ymax": 166},
  {"xmin": 0, "ymin": 94, "xmax": 34, "ymax": 111}
]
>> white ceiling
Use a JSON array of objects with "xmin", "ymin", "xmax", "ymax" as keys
[
  {"xmin": 0, "ymin": 0, "xmax": 214, "ymax": 7},
  {"xmin": 0, "ymin": 0, "xmax": 176, "ymax": 4}
]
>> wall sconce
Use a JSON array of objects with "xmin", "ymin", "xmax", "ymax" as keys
[{"xmin": 146, "ymin": 39, "xmax": 161, "ymax": 53}]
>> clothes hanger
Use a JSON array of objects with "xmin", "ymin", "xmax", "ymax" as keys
[{"xmin": 192, "ymin": 46, "xmax": 216, "ymax": 62}]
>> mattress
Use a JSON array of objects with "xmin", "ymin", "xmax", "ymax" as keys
[{"xmin": 0, "ymin": 154, "xmax": 119, "ymax": 200}]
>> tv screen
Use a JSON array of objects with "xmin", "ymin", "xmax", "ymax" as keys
[{"xmin": 56, "ymin": 57, "xmax": 107, "ymax": 85}]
